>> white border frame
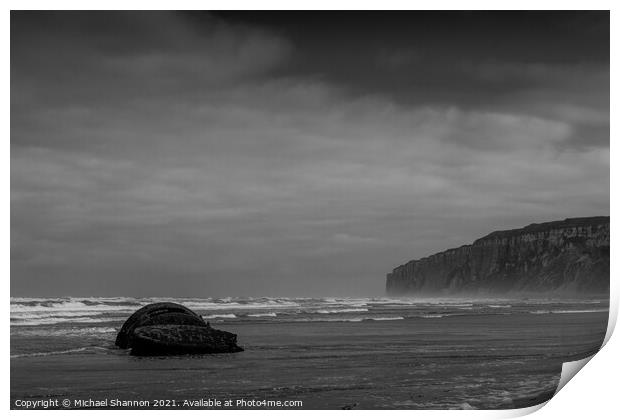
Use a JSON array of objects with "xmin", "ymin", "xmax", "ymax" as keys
[{"xmin": 3, "ymin": 3, "xmax": 616, "ymax": 419}]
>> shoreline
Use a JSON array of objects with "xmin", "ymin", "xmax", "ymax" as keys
[{"xmin": 11, "ymin": 311, "xmax": 608, "ymax": 409}]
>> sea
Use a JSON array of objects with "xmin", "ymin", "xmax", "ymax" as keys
[{"xmin": 10, "ymin": 296, "xmax": 609, "ymax": 409}]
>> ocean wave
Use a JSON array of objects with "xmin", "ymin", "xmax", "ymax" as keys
[
  {"xmin": 10, "ymin": 297, "xmax": 608, "ymax": 328},
  {"xmin": 552, "ymin": 309, "xmax": 608, "ymax": 314},
  {"xmin": 11, "ymin": 347, "xmax": 91, "ymax": 358},
  {"xmin": 530, "ymin": 309, "xmax": 608, "ymax": 315},
  {"xmin": 11, "ymin": 310, "xmax": 125, "ymax": 320},
  {"xmin": 362, "ymin": 317, "xmax": 405, "ymax": 321},
  {"xmin": 416, "ymin": 313, "xmax": 474, "ymax": 318},
  {"xmin": 178, "ymin": 299, "xmax": 302, "ymax": 311},
  {"xmin": 523, "ymin": 298, "xmax": 606, "ymax": 305},
  {"xmin": 11, "ymin": 317, "xmax": 121, "ymax": 326},
  {"xmin": 10, "ymin": 296, "xmax": 512, "ymax": 315},
  {"xmin": 9, "ymin": 297, "xmax": 304, "ymax": 323},
  {"xmin": 315, "ymin": 308, "xmax": 369, "ymax": 314},
  {"xmin": 11, "ymin": 301, "xmax": 141, "ymax": 314},
  {"xmin": 291, "ymin": 316, "xmax": 405, "ymax": 322},
  {"xmin": 11, "ymin": 326, "xmax": 118, "ymax": 337},
  {"xmin": 203, "ymin": 314, "xmax": 237, "ymax": 319}
]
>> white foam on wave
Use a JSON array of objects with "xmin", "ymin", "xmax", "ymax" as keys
[
  {"xmin": 419, "ymin": 312, "xmax": 476, "ymax": 318},
  {"xmin": 11, "ymin": 317, "xmax": 121, "ymax": 326},
  {"xmin": 530, "ymin": 309, "xmax": 608, "ymax": 315},
  {"xmin": 11, "ymin": 310, "xmax": 125, "ymax": 320},
  {"xmin": 11, "ymin": 326, "xmax": 117, "ymax": 337},
  {"xmin": 179, "ymin": 300, "xmax": 300, "ymax": 310},
  {"xmin": 552, "ymin": 309, "xmax": 608, "ymax": 314},
  {"xmin": 11, "ymin": 301, "xmax": 140, "ymax": 314},
  {"xmin": 11, "ymin": 296, "xmax": 137, "ymax": 304},
  {"xmin": 364, "ymin": 316, "xmax": 405, "ymax": 321},
  {"xmin": 315, "ymin": 308, "xmax": 369, "ymax": 314},
  {"xmin": 203, "ymin": 314, "xmax": 237, "ymax": 319},
  {"xmin": 11, "ymin": 347, "xmax": 91, "ymax": 358},
  {"xmin": 247, "ymin": 313, "xmax": 277, "ymax": 317},
  {"xmin": 292, "ymin": 316, "xmax": 405, "ymax": 322},
  {"xmin": 524, "ymin": 298, "xmax": 606, "ymax": 305}
]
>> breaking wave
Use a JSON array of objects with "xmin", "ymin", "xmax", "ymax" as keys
[
  {"xmin": 315, "ymin": 308, "xmax": 369, "ymax": 314},
  {"xmin": 11, "ymin": 347, "xmax": 91, "ymax": 358},
  {"xmin": 10, "ymin": 296, "xmax": 608, "ymax": 327},
  {"xmin": 203, "ymin": 314, "xmax": 237, "ymax": 319},
  {"xmin": 292, "ymin": 316, "xmax": 405, "ymax": 323}
]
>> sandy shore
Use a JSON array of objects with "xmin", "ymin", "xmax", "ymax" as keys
[{"xmin": 11, "ymin": 311, "xmax": 607, "ymax": 409}]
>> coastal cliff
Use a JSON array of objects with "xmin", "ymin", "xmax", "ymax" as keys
[{"xmin": 386, "ymin": 217, "xmax": 609, "ymax": 296}]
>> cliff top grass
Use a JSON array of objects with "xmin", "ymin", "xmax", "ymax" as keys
[{"xmin": 475, "ymin": 216, "xmax": 609, "ymax": 244}]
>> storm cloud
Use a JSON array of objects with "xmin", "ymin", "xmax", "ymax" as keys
[{"xmin": 11, "ymin": 11, "xmax": 609, "ymax": 297}]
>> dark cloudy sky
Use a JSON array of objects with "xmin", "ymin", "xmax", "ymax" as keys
[{"xmin": 11, "ymin": 11, "xmax": 609, "ymax": 297}]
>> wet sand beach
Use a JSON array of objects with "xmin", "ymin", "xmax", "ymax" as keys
[{"xmin": 11, "ymin": 298, "xmax": 608, "ymax": 409}]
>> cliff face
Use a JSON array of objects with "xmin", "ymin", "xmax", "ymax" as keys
[{"xmin": 386, "ymin": 217, "xmax": 609, "ymax": 296}]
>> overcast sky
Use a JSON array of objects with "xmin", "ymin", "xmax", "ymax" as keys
[{"xmin": 11, "ymin": 11, "xmax": 609, "ymax": 297}]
